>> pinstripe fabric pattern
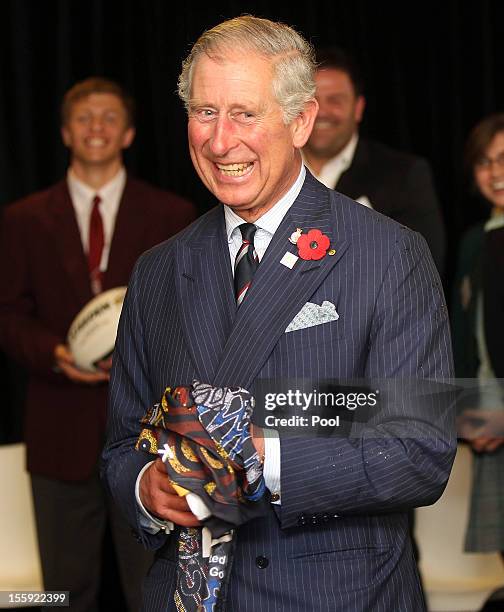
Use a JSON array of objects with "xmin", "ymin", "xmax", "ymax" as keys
[
  {"xmin": 102, "ymin": 172, "xmax": 455, "ymax": 611},
  {"xmin": 234, "ymin": 222, "xmax": 259, "ymax": 306}
]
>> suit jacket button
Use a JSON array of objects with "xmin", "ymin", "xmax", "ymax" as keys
[
  {"xmin": 322, "ymin": 513, "xmax": 330, "ymax": 523},
  {"xmin": 310, "ymin": 514, "xmax": 319, "ymax": 525},
  {"xmin": 255, "ymin": 555, "xmax": 269, "ymax": 569},
  {"xmin": 130, "ymin": 528, "xmax": 141, "ymax": 542},
  {"xmin": 270, "ymin": 492, "xmax": 280, "ymax": 502},
  {"xmin": 297, "ymin": 514, "xmax": 307, "ymax": 526}
]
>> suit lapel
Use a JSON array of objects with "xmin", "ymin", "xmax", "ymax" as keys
[
  {"xmin": 337, "ymin": 138, "xmax": 369, "ymax": 198},
  {"xmin": 175, "ymin": 207, "xmax": 236, "ymax": 382},
  {"xmin": 48, "ymin": 181, "xmax": 93, "ymax": 305},
  {"xmin": 105, "ymin": 177, "xmax": 146, "ymax": 289},
  {"xmin": 213, "ymin": 173, "xmax": 349, "ymax": 389}
]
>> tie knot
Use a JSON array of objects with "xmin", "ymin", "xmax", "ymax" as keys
[
  {"xmin": 92, "ymin": 194, "xmax": 101, "ymax": 210},
  {"xmin": 239, "ymin": 223, "xmax": 257, "ymax": 244}
]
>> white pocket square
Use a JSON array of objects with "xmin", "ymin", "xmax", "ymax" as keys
[{"xmin": 286, "ymin": 300, "xmax": 339, "ymax": 333}]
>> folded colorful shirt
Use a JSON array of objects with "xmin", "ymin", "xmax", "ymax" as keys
[{"xmin": 136, "ymin": 380, "xmax": 269, "ymax": 611}]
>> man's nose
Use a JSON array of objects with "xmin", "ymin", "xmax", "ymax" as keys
[
  {"xmin": 490, "ymin": 158, "xmax": 504, "ymax": 176},
  {"xmin": 315, "ymin": 99, "xmax": 330, "ymax": 118},
  {"xmin": 90, "ymin": 117, "xmax": 105, "ymax": 132},
  {"xmin": 209, "ymin": 115, "xmax": 237, "ymax": 156}
]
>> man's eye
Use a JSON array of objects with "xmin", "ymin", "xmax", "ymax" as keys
[
  {"xmin": 194, "ymin": 109, "xmax": 216, "ymax": 122},
  {"xmin": 234, "ymin": 112, "xmax": 255, "ymax": 123}
]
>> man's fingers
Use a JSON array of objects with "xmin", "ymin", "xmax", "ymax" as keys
[
  {"xmin": 157, "ymin": 491, "xmax": 191, "ymax": 513},
  {"xmin": 139, "ymin": 459, "xmax": 201, "ymax": 526},
  {"xmin": 163, "ymin": 508, "xmax": 201, "ymax": 527},
  {"xmin": 482, "ymin": 437, "xmax": 504, "ymax": 453},
  {"xmin": 97, "ymin": 356, "xmax": 113, "ymax": 371},
  {"xmin": 58, "ymin": 361, "xmax": 110, "ymax": 384},
  {"xmin": 471, "ymin": 437, "xmax": 491, "ymax": 452}
]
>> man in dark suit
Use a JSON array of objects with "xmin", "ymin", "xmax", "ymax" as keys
[
  {"xmin": 303, "ymin": 47, "xmax": 446, "ymax": 274},
  {"xmin": 0, "ymin": 77, "xmax": 196, "ymax": 611},
  {"xmin": 102, "ymin": 17, "xmax": 455, "ymax": 611}
]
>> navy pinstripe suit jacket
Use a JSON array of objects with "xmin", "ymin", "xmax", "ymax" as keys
[{"xmin": 102, "ymin": 172, "xmax": 455, "ymax": 611}]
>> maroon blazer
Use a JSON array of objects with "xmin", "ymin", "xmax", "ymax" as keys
[{"xmin": 0, "ymin": 176, "xmax": 196, "ymax": 481}]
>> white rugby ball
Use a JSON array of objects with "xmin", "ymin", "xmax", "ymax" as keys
[{"xmin": 67, "ymin": 287, "xmax": 127, "ymax": 372}]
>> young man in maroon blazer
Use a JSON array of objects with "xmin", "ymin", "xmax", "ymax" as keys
[{"xmin": 0, "ymin": 77, "xmax": 196, "ymax": 611}]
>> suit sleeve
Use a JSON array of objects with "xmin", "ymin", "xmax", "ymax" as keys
[
  {"xmin": 0, "ymin": 207, "xmax": 63, "ymax": 373},
  {"xmin": 101, "ymin": 254, "xmax": 170, "ymax": 549},
  {"xmin": 279, "ymin": 231, "xmax": 456, "ymax": 528},
  {"xmin": 394, "ymin": 158, "xmax": 446, "ymax": 276}
]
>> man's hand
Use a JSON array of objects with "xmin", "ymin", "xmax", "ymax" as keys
[
  {"xmin": 251, "ymin": 424, "xmax": 265, "ymax": 463},
  {"xmin": 457, "ymin": 409, "xmax": 504, "ymax": 453},
  {"xmin": 54, "ymin": 344, "xmax": 110, "ymax": 384},
  {"xmin": 139, "ymin": 458, "xmax": 201, "ymax": 527},
  {"xmin": 96, "ymin": 356, "xmax": 113, "ymax": 372},
  {"xmin": 470, "ymin": 436, "xmax": 504, "ymax": 453}
]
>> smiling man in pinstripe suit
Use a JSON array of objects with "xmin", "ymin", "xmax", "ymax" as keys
[{"xmin": 102, "ymin": 15, "xmax": 456, "ymax": 611}]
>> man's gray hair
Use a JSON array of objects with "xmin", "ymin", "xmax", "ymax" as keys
[{"xmin": 178, "ymin": 15, "xmax": 316, "ymax": 124}]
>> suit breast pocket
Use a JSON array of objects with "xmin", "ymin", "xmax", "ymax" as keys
[
  {"xmin": 263, "ymin": 320, "xmax": 349, "ymax": 379},
  {"xmin": 276, "ymin": 318, "xmax": 343, "ymax": 354}
]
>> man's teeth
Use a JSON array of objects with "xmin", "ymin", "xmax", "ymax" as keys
[
  {"xmin": 88, "ymin": 138, "xmax": 106, "ymax": 146},
  {"xmin": 216, "ymin": 162, "xmax": 253, "ymax": 176},
  {"xmin": 493, "ymin": 180, "xmax": 504, "ymax": 190}
]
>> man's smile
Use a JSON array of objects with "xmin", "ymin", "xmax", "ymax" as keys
[{"xmin": 216, "ymin": 161, "xmax": 254, "ymax": 177}]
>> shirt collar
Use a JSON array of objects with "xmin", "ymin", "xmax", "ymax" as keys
[
  {"xmin": 484, "ymin": 212, "xmax": 504, "ymax": 233},
  {"xmin": 67, "ymin": 166, "xmax": 126, "ymax": 207},
  {"xmin": 224, "ymin": 164, "xmax": 306, "ymax": 242},
  {"xmin": 303, "ymin": 132, "xmax": 358, "ymax": 181},
  {"xmin": 337, "ymin": 131, "xmax": 359, "ymax": 171}
]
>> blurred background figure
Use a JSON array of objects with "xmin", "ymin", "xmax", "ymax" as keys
[
  {"xmin": 303, "ymin": 47, "xmax": 446, "ymax": 274},
  {"xmin": 452, "ymin": 113, "xmax": 504, "ymax": 560},
  {"xmin": 0, "ymin": 77, "xmax": 196, "ymax": 611}
]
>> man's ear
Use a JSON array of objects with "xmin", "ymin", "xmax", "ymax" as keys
[
  {"xmin": 355, "ymin": 95, "xmax": 366, "ymax": 124},
  {"xmin": 61, "ymin": 125, "xmax": 71, "ymax": 148},
  {"xmin": 291, "ymin": 99, "xmax": 319, "ymax": 149},
  {"xmin": 121, "ymin": 126, "xmax": 136, "ymax": 150}
]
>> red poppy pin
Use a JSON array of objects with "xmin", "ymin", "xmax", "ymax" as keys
[{"xmin": 295, "ymin": 228, "xmax": 332, "ymax": 261}]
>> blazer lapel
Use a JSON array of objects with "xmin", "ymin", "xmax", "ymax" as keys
[
  {"xmin": 337, "ymin": 138, "xmax": 369, "ymax": 198},
  {"xmin": 48, "ymin": 182, "xmax": 93, "ymax": 306},
  {"xmin": 175, "ymin": 207, "xmax": 236, "ymax": 382},
  {"xmin": 105, "ymin": 177, "xmax": 146, "ymax": 289},
  {"xmin": 213, "ymin": 173, "xmax": 349, "ymax": 389}
]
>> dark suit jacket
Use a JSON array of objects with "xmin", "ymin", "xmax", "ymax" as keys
[
  {"xmin": 337, "ymin": 138, "xmax": 446, "ymax": 273},
  {"xmin": 0, "ymin": 176, "xmax": 196, "ymax": 481},
  {"xmin": 451, "ymin": 222, "xmax": 484, "ymax": 379},
  {"xmin": 103, "ymin": 173, "xmax": 455, "ymax": 611},
  {"xmin": 452, "ymin": 222, "xmax": 504, "ymax": 379},
  {"xmin": 482, "ymin": 226, "xmax": 504, "ymax": 378}
]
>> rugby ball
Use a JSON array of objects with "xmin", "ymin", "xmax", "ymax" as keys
[{"xmin": 67, "ymin": 287, "xmax": 127, "ymax": 372}]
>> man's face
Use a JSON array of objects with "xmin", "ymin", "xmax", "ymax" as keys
[
  {"xmin": 187, "ymin": 52, "xmax": 317, "ymax": 221},
  {"xmin": 305, "ymin": 68, "xmax": 365, "ymax": 160},
  {"xmin": 474, "ymin": 131, "xmax": 504, "ymax": 210},
  {"xmin": 61, "ymin": 93, "xmax": 135, "ymax": 169}
]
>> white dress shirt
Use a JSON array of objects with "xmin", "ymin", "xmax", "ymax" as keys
[
  {"xmin": 224, "ymin": 164, "xmax": 307, "ymax": 504},
  {"xmin": 303, "ymin": 132, "xmax": 358, "ymax": 190},
  {"xmin": 67, "ymin": 167, "xmax": 126, "ymax": 271}
]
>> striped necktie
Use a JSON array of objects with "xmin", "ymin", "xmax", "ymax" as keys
[
  {"xmin": 88, "ymin": 195, "xmax": 104, "ymax": 295},
  {"xmin": 234, "ymin": 223, "xmax": 259, "ymax": 306}
]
